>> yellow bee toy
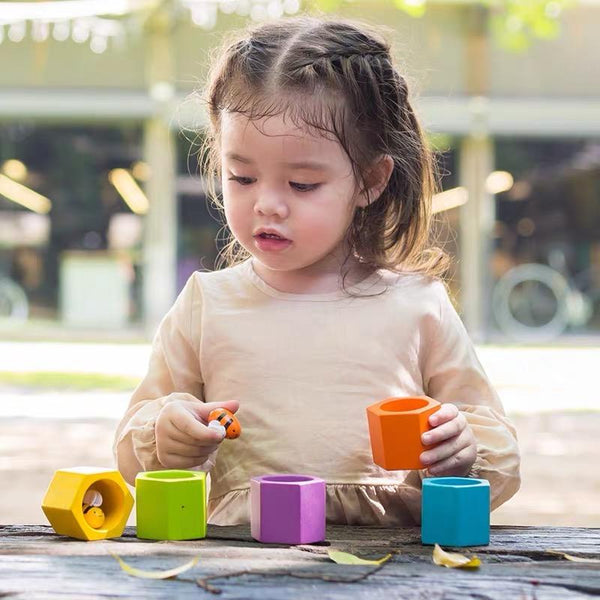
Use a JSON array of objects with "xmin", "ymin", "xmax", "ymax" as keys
[{"xmin": 82, "ymin": 488, "xmax": 105, "ymax": 529}]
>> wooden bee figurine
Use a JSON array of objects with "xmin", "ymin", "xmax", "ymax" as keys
[
  {"xmin": 82, "ymin": 488, "xmax": 105, "ymax": 529},
  {"xmin": 207, "ymin": 407, "xmax": 242, "ymax": 439}
]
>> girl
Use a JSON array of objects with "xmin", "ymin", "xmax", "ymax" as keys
[{"xmin": 114, "ymin": 16, "xmax": 520, "ymax": 526}]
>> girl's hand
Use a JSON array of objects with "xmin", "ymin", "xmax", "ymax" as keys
[
  {"xmin": 419, "ymin": 403, "xmax": 477, "ymax": 477},
  {"xmin": 155, "ymin": 395, "xmax": 240, "ymax": 470}
]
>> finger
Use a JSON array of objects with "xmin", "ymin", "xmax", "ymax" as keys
[
  {"xmin": 428, "ymin": 403, "xmax": 459, "ymax": 428},
  {"xmin": 156, "ymin": 417, "xmax": 198, "ymax": 445},
  {"xmin": 421, "ymin": 429, "xmax": 472, "ymax": 467},
  {"xmin": 171, "ymin": 410, "xmax": 225, "ymax": 444},
  {"xmin": 161, "ymin": 439, "xmax": 220, "ymax": 458},
  {"xmin": 426, "ymin": 446, "xmax": 477, "ymax": 477},
  {"xmin": 192, "ymin": 400, "xmax": 240, "ymax": 424},
  {"xmin": 172, "ymin": 418, "xmax": 225, "ymax": 445},
  {"xmin": 158, "ymin": 452, "xmax": 211, "ymax": 470},
  {"xmin": 422, "ymin": 412, "xmax": 466, "ymax": 446}
]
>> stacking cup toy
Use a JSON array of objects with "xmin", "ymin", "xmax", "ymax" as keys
[
  {"xmin": 421, "ymin": 477, "xmax": 491, "ymax": 546},
  {"xmin": 41, "ymin": 467, "xmax": 133, "ymax": 541},
  {"xmin": 135, "ymin": 470, "xmax": 207, "ymax": 540},
  {"xmin": 250, "ymin": 474, "xmax": 326, "ymax": 545},
  {"xmin": 366, "ymin": 396, "xmax": 441, "ymax": 470}
]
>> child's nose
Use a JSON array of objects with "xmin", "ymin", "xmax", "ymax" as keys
[{"xmin": 254, "ymin": 192, "xmax": 289, "ymax": 218}]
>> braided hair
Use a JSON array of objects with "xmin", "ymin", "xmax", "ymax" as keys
[{"xmin": 199, "ymin": 16, "xmax": 448, "ymax": 278}]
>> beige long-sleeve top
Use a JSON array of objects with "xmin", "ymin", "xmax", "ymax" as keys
[{"xmin": 114, "ymin": 259, "xmax": 520, "ymax": 526}]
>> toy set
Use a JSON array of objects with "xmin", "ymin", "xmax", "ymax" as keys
[{"xmin": 42, "ymin": 400, "xmax": 490, "ymax": 547}]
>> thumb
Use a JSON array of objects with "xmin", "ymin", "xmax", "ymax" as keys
[{"xmin": 193, "ymin": 400, "xmax": 240, "ymax": 424}]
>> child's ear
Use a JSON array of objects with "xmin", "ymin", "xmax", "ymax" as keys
[{"xmin": 357, "ymin": 154, "xmax": 394, "ymax": 208}]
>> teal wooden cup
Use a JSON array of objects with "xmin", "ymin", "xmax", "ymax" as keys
[
  {"xmin": 135, "ymin": 470, "xmax": 207, "ymax": 540},
  {"xmin": 421, "ymin": 477, "xmax": 490, "ymax": 547}
]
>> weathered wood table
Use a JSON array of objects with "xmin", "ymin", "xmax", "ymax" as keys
[{"xmin": 1, "ymin": 524, "xmax": 599, "ymax": 599}]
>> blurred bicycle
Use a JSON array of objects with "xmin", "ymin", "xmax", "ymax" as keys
[
  {"xmin": 0, "ymin": 276, "xmax": 29, "ymax": 322},
  {"xmin": 492, "ymin": 249, "xmax": 600, "ymax": 340}
]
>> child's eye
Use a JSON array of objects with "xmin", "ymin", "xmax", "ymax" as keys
[
  {"xmin": 228, "ymin": 176, "xmax": 255, "ymax": 186},
  {"xmin": 290, "ymin": 182, "xmax": 320, "ymax": 192}
]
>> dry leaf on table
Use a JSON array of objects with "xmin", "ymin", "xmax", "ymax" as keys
[
  {"xmin": 547, "ymin": 550, "xmax": 600, "ymax": 564},
  {"xmin": 111, "ymin": 553, "xmax": 200, "ymax": 579},
  {"xmin": 432, "ymin": 544, "xmax": 481, "ymax": 569},
  {"xmin": 327, "ymin": 549, "xmax": 393, "ymax": 565}
]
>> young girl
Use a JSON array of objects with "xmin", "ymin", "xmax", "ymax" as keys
[{"xmin": 114, "ymin": 16, "xmax": 520, "ymax": 526}]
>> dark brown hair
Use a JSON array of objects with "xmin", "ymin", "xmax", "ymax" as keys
[{"xmin": 199, "ymin": 15, "xmax": 448, "ymax": 277}]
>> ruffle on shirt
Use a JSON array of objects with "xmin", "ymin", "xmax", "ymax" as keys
[{"xmin": 207, "ymin": 481, "xmax": 423, "ymax": 527}]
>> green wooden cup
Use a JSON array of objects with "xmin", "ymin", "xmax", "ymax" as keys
[{"xmin": 135, "ymin": 470, "xmax": 207, "ymax": 540}]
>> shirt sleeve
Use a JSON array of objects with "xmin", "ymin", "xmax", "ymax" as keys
[
  {"xmin": 113, "ymin": 273, "xmax": 214, "ymax": 485},
  {"xmin": 421, "ymin": 281, "xmax": 521, "ymax": 510}
]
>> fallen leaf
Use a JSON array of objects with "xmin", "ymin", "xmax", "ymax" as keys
[
  {"xmin": 327, "ymin": 549, "xmax": 393, "ymax": 565},
  {"xmin": 432, "ymin": 544, "xmax": 481, "ymax": 569},
  {"xmin": 111, "ymin": 553, "xmax": 200, "ymax": 579},
  {"xmin": 547, "ymin": 550, "xmax": 600, "ymax": 563}
]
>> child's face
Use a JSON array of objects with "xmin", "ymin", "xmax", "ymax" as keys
[{"xmin": 220, "ymin": 111, "xmax": 362, "ymax": 280}]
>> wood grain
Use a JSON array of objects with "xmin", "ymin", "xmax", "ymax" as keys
[{"xmin": 1, "ymin": 525, "xmax": 598, "ymax": 599}]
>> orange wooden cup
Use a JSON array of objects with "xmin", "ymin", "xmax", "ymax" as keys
[{"xmin": 366, "ymin": 396, "xmax": 441, "ymax": 470}]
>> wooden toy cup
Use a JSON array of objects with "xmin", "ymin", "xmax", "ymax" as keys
[
  {"xmin": 250, "ymin": 474, "xmax": 326, "ymax": 545},
  {"xmin": 135, "ymin": 470, "xmax": 207, "ymax": 541},
  {"xmin": 41, "ymin": 467, "xmax": 133, "ymax": 541},
  {"xmin": 422, "ymin": 477, "xmax": 490, "ymax": 546},
  {"xmin": 366, "ymin": 396, "xmax": 441, "ymax": 470}
]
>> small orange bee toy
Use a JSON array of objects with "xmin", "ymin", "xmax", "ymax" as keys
[
  {"xmin": 83, "ymin": 505, "xmax": 105, "ymax": 529},
  {"xmin": 207, "ymin": 407, "xmax": 242, "ymax": 439},
  {"xmin": 82, "ymin": 488, "xmax": 105, "ymax": 529}
]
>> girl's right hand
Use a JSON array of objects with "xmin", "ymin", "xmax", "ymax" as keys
[{"xmin": 155, "ymin": 395, "xmax": 240, "ymax": 469}]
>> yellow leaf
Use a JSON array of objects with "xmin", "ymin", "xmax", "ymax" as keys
[
  {"xmin": 547, "ymin": 550, "xmax": 600, "ymax": 563},
  {"xmin": 327, "ymin": 549, "xmax": 393, "ymax": 565},
  {"xmin": 432, "ymin": 544, "xmax": 481, "ymax": 569},
  {"xmin": 111, "ymin": 553, "xmax": 200, "ymax": 579}
]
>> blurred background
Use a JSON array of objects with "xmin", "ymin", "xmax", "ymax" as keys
[{"xmin": 0, "ymin": 0, "xmax": 598, "ymax": 527}]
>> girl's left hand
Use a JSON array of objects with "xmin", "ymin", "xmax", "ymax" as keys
[{"xmin": 420, "ymin": 403, "xmax": 477, "ymax": 477}]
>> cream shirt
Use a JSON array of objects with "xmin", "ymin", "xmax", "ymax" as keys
[{"xmin": 114, "ymin": 259, "xmax": 520, "ymax": 526}]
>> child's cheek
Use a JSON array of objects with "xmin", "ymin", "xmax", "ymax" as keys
[{"xmin": 224, "ymin": 197, "xmax": 245, "ymax": 239}]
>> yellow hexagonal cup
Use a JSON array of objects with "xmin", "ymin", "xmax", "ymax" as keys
[{"xmin": 41, "ymin": 467, "xmax": 133, "ymax": 541}]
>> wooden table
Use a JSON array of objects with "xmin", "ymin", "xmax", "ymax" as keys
[{"xmin": 1, "ymin": 524, "xmax": 599, "ymax": 598}]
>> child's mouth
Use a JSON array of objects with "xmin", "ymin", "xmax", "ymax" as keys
[
  {"xmin": 254, "ymin": 232, "xmax": 292, "ymax": 251},
  {"xmin": 259, "ymin": 233, "xmax": 286, "ymax": 240}
]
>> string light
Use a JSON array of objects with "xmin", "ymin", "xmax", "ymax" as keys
[
  {"xmin": 1, "ymin": 160, "xmax": 28, "ymax": 182},
  {"xmin": 432, "ymin": 187, "xmax": 468, "ymax": 214},
  {"xmin": 108, "ymin": 168, "xmax": 149, "ymax": 215},
  {"xmin": 71, "ymin": 20, "xmax": 91, "ymax": 44},
  {"xmin": 283, "ymin": 0, "xmax": 300, "ymax": 13},
  {"xmin": 219, "ymin": 0, "xmax": 238, "ymax": 14},
  {"xmin": 0, "ymin": 0, "xmax": 301, "ymax": 53},
  {"xmin": 8, "ymin": 21, "xmax": 27, "ymax": 42},
  {"xmin": 485, "ymin": 171, "xmax": 514, "ymax": 195},
  {"xmin": 31, "ymin": 21, "xmax": 51, "ymax": 42},
  {"xmin": 52, "ymin": 21, "xmax": 71, "ymax": 42},
  {"xmin": 236, "ymin": 0, "xmax": 251, "ymax": 15},
  {"xmin": 0, "ymin": 174, "xmax": 52, "ymax": 214}
]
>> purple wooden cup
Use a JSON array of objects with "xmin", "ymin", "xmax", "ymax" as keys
[{"xmin": 250, "ymin": 474, "xmax": 326, "ymax": 544}]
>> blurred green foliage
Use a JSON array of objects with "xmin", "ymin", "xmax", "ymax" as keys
[
  {"xmin": 309, "ymin": 0, "xmax": 574, "ymax": 51},
  {"xmin": 488, "ymin": 0, "xmax": 574, "ymax": 52},
  {"xmin": 0, "ymin": 371, "xmax": 139, "ymax": 391}
]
